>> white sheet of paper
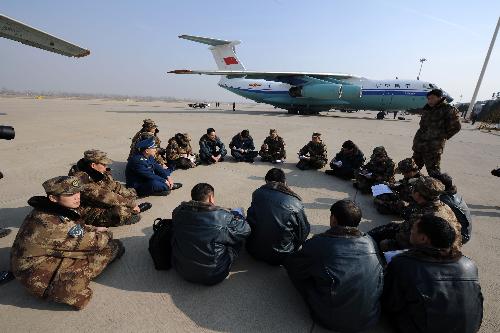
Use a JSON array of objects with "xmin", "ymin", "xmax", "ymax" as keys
[
  {"xmin": 334, "ymin": 161, "xmax": 342, "ymax": 167},
  {"xmin": 384, "ymin": 250, "xmax": 408, "ymax": 264},
  {"xmin": 371, "ymin": 184, "xmax": 393, "ymax": 197},
  {"xmin": 231, "ymin": 207, "xmax": 245, "ymax": 217}
]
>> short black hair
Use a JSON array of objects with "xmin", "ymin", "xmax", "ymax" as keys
[
  {"xmin": 241, "ymin": 129, "xmax": 250, "ymax": 138},
  {"xmin": 432, "ymin": 172, "xmax": 454, "ymax": 192},
  {"xmin": 265, "ymin": 168, "xmax": 286, "ymax": 183},
  {"xmin": 342, "ymin": 140, "xmax": 355, "ymax": 150},
  {"xmin": 417, "ymin": 214, "xmax": 456, "ymax": 248},
  {"xmin": 191, "ymin": 183, "xmax": 214, "ymax": 201},
  {"xmin": 206, "ymin": 128, "xmax": 215, "ymax": 134},
  {"xmin": 427, "ymin": 89, "xmax": 443, "ymax": 98},
  {"xmin": 330, "ymin": 199, "xmax": 362, "ymax": 227}
]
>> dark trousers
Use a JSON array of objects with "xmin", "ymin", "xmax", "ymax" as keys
[
  {"xmin": 134, "ymin": 179, "xmax": 169, "ymax": 197},
  {"xmin": 325, "ymin": 165, "xmax": 355, "ymax": 179},
  {"xmin": 231, "ymin": 150, "xmax": 259, "ymax": 162},
  {"xmin": 200, "ymin": 151, "xmax": 225, "ymax": 164},
  {"xmin": 296, "ymin": 158, "xmax": 326, "ymax": 170}
]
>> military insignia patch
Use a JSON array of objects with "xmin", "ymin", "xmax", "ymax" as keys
[
  {"xmin": 68, "ymin": 224, "xmax": 84, "ymax": 238},
  {"xmin": 72, "ymin": 179, "xmax": 80, "ymax": 187}
]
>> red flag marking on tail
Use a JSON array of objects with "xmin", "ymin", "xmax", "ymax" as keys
[{"xmin": 223, "ymin": 57, "xmax": 239, "ymax": 65}]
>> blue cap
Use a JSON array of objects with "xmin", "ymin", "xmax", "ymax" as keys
[{"xmin": 136, "ymin": 138, "xmax": 156, "ymax": 149}]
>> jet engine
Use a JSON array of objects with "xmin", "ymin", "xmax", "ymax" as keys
[
  {"xmin": 289, "ymin": 83, "xmax": 362, "ymax": 100},
  {"xmin": 289, "ymin": 84, "xmax": 342, "ymax": 99}
]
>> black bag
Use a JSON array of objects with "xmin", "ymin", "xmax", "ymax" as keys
[{"xmin": 148, "ymin": 218, "xmax": 173, "ymax": 270}]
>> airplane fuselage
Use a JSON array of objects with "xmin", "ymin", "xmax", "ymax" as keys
[{"xmin": 219, "ymin": 77, "xmax": 438, "ymax": 113}]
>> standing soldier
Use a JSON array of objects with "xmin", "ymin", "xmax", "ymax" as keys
[
  {"xmin": 412, "ymin": 89, "xmax": 461, "ymax": 175},
  {"xmin": 129, "ymin": 119, "xmax": 168, "ymax": 167},
  {"xmin": 10, "ymin": 176, "xmax": 124, "ymax": 310},
  {"xmin": 69, "ymin": 150, "xmax": 151, "ymax": 227},
  {"xmin": 296, "ymin": 133, "xmax": 328, "ymax": 170},
  {"xmin": 259, "ymin": 129, "xmax": 286, "ymax": 164},
  {"xmin": 354, "ymin": 146, "xmax": 395, "ymax": 194},
  {"xmin": 373, "ymin": 158, "xmax": 421, "ymax": 216}
]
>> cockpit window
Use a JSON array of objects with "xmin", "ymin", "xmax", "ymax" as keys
[{"xmin": 429, "ymin": 84, "xmax": 435, "ymax": 88}]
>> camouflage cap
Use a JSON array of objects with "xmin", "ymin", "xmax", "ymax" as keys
[
  {"xmin": 142, "ymin": 118, "xmax": 157, "ymax": 130},
  {"xmin": 83, "ymin": 149, "xmax": 112, "ymax": 165},
  {"xmin": 43, "ymin": 176, "xmax": 83, "ymax": 195},
  {"xmin": 396, "ymin": 158, "xmax": 418, "ymax": 173},
  {"xmin": 414, "ymin": 176, "xmax": 445, "ymax": 200}
]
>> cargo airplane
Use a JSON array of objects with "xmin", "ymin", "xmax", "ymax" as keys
[{"xmin": 169, "ymin": 35, "xmax": 452, "ymax": 115}]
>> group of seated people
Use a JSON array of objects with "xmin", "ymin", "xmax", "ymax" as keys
[
  {"xmin": 7, "ymin": 118, "xmax": 482, "ymax": 332},
  {"xmin": 166, "ymin": 168, "xmax": 482, "ymax": 332}
]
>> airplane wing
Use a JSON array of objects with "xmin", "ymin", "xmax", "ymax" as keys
[
  {"xmin": 0, "ymin": 14, "xmax": 90, "ymax": 57},
  {"xmin": 168, "ymin": 69, "xmax": 357, "ymax": 84}
]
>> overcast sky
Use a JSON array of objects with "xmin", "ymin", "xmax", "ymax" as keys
[{"xmin": 1, "ymin": 1, "xmax": 499, "ymax": 102}]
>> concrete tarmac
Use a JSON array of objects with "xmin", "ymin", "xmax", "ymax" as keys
[{"xmin": 0, "ymin": 97, "xmax": 498, "ymax": 332}]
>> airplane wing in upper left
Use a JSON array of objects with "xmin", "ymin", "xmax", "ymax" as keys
[{"xmin": 0, "ymin": 14, "xmax": 90, "ymax": 57}]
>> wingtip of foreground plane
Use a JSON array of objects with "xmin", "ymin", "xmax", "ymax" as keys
[{"xmin": 75, "ymin": 49, "xmax": 91, "ymax": 58}]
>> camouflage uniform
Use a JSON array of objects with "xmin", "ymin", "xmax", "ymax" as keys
[
  {"xmin": 69, "ymin": 150, "xmax": 138, "ymax": 227},
  {"xmin": 129, "ymin": 119, "xmax": 167, "ymax": 165},
  {"xmin": 369, "ymin": 176, "xmax": 462, "ymax": 252},
  {"xmin": 10, "ymin": 176, "xmax": 123, "ymax": 310},
  {"xmin": 259, "ymin": 130, "xmax": 287, "ymax": 162},
  {"xmin": 412, "ymin": 100, "xmax": 461, "ymax": 175},
  {"xmin": 165, "ymin": 133, "xmax": 199, "ymax": 169},
  {"xmin": 354, "ymin": 146, "xmax": 395, "ymax": 194},
  {"xmin": 373, "ymin": 158, "xmax": 420, "ymax": 216},
  {"xmin": 296, "ymin": 134, "xmax": 328, "ymax": 170}
]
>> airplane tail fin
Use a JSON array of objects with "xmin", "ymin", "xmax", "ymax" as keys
[{"xmin": 178, "ymin": 35, "xmax": 245, "ymax": 71}]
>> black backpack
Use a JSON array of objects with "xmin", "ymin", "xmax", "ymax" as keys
[{"xmin": 148, "ymin": 218, "xmax": 173, "ymax": 270}]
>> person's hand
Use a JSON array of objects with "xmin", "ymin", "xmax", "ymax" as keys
[
  {"xmin": 211, "ymin": 155, "xmax": 218, "ymax": 162},
  {"xmin": 96, "ymin": 227, "xmax": 108, "ymax": 232},
  {"xmin": 214, "ymin": 155, "xmax": 221, "ymax": 162},
  {"xmin": 166, "ymin": 176, "xmax": 174, "ymax": 189},
  {"xmin": 133, "ymin": 205, "xmax": 140, "ymax": 213}
]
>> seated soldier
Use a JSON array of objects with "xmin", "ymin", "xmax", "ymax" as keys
[
  {"xmin": 11, "ymin": 176, "xmax": 124, "ymax": 310},
  {"xmin": 229, "ymin": 129, "xmax": 259, "ymax": 163},
  {"xmin": 382, "ymin": 214, "xmax": 483, "ymax": 333},
  {"xmin": 69, "ymin": 149, "xmax": 151, "ymax": 227},
  {"xmin": 171, "ymin": 183, "xmax": 251, "ymax": 285},
  {"xmin": 165, "ymin": 133, "xmax": 199, "ymax": 169},
  {"xmin": 373, "ymin": 158, "xmax": 420, "ymax": 216},
  {"xmin": 296, "ymin": 133, "xmax": 328, "ymax": 170},
  {"xmin": 285, "ymin": 200, "xmax": 384, "ymax": 332},
  {"xmin": 369, "ymin": 176, "xmax": 462, "ymax": 252},
  {"xmin": 246, "ymin": 168, "xmax": 310, "ymax": 265},
  {"xmin": 199, "ymin": 128, "xmax": 227, "ymax": 164},
  {"xmin": 259, "ymin": 129, "xmax": 286, "ymax": 163},
  {"xmin": 128, "ymin": 119, "xmax": 167, "ymax": 167},
  {"xmin": 434, "ymin": 172, "xmax": 472, "ymax": 244},
  {"xmin": 325, "ymin": 140, "xmax": 365, "ymax": 179},
  {"xmin": 354, "ymin": 146, "xmax": 395, "ymax": 194},
  {"xmin": 126, "ymin": 138, "xmax": 182, "ymax": 197}
]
